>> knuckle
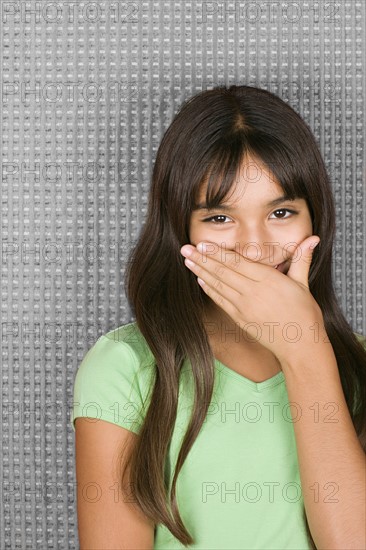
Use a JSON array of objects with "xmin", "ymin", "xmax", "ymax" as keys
[
  {"xmin": 214, "ymin": 264, "xmax": 226, "ymax": 278},
  {"xmin": 227, "ymin": 254, "xmax": 240, "ymax": 269},
  {"xmin": 212, "ymin": 278, "xmax": 222, "ymax": 292}
]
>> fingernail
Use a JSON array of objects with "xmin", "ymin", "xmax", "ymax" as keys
[
  {"xmin": 309, "ymin": 240, "xmax": 320, "ymax": 250},
  {"xmin": 180, "ymin": 245, "xmax": 194, "ymax": 257},
  {"xmin": 196, "ymin": 242, "xmax": 207, "ymax": 252}
]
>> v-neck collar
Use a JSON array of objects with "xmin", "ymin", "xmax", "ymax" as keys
[{"xmin": 214, "ymin": 357, "xmax": 285, "ymax": 392}]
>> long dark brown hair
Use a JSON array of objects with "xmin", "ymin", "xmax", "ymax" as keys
[{"xmin": 122, "ymin": 85, "xmax": 366, "ymax": 548}]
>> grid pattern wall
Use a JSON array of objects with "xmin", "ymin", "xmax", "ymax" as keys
[{"xmin": 1, "ymin": 1, "xmax": 365, "ymax": 548}]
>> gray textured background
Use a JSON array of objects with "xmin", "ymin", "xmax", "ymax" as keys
[{"xmin": 1, "ymin": 1, "xmax": 365, "ymax": 548}]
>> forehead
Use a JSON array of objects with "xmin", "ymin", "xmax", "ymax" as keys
[{"xmin": 197, "ymin": 154, "xmax": 283, "ymax": 204}]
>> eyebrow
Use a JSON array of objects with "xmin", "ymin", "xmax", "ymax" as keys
[{"xmin": 193, "ymin": 194, "xmax": 297, "ymax": 211}]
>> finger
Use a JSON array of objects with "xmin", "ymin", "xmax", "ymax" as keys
[
  {"xmin": 181, "ymin": 242, "xmax": 264, "ymax": 283},
  {"xmin": 189, "ymin": 266, "xmax": 242, "ymax": 322},
  {"xmin": 182, "ymin": 254, "xmax": 243, "ymax": 302},
  {"xmin": 286, "ymin": 237, "xmax": 320, "ymax": 288}
]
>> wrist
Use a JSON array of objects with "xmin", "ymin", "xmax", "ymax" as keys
[
  {"xmin": 275, "ymin": 321, "xmax": 332, "ymax": 371},
  {"xmin": 278, "ymin": 334, "xmax": 336, "ymax": 373}
]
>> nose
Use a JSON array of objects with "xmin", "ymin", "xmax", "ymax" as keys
[
  {"xmin": 224, "ymin": 242, "xmax": 274, "ymax": 264},
  {"xmin": 240, "ymin": 241, "xmax": 264, "ymax": 262},
  {"xmin": 235, "ymin": 234, "xmax": 280, "ymax": 264}
]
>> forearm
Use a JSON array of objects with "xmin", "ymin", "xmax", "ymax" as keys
[{"xmin": 280, "ymin": 335, "xmax": 366, "ymax": 550}]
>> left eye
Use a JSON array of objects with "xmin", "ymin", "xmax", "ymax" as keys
[{"xmin": 270, "ymin": 209, "xmax": 297, "ymax": 219}]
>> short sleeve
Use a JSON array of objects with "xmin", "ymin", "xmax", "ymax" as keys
[
  {"xmin": 353, "ymin": 332, "xmax": 366, "ymax": 416},
  {"xmin": 70, "ymin": 334, "xmax": 154, "ymax": 434},
  {"xmin": 355, "ymin": 332, "xmax": 366, "ymax": 349}
]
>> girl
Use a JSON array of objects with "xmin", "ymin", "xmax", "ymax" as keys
[{"xmin": 72, "ymin": 85, "xmax": 366, "ymax": 549}]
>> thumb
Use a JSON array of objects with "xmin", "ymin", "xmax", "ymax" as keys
[{"xmin": 286, "ymin": 237, "xmax": 320, "ymax": 288}]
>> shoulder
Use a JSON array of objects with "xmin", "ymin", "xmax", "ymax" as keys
[
  {"xmin": 71, "ymin": 322, "xmax": 156, "ymax": 434},
  {"xmin": 86, "ymin": 321, "xmax": 154, "ymax": 368},
  {"xmin": 76, "ymin": 321, "xmax": 155, "ymax": 387}
]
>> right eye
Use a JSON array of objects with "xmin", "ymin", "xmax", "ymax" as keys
[{"xmin": 202, "ymin": 215, "xmax": 232, "ymax": 224}]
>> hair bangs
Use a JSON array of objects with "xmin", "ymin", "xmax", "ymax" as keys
[
  {"xmin": 197, "ymin": 136, "xmax": 249, "ymax": 210},
  {"xmin": 193, "ymin": 132, "xmax": 310, "ymax": 215},
  {"xmin": 246, "ymin": 133, "xmax": 309, "ymax": 200}
]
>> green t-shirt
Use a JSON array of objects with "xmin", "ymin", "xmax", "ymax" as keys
[{"xmin": 71, "ymin": 322, "xmax": 365, "ymax": 550}]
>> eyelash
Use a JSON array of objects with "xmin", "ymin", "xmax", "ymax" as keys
[{"xmin": 202, "ymin": 209, "xmax": 299, "ymax": 224}]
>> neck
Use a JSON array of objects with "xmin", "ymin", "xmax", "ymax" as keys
[{"xmin": 202, "ymin": 302, "xmax": 277, "ymax": 358}]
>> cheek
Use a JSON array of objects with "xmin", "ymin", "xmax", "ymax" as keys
[
  {"xmin": 188, "ymin": 220, "xmax": 212, "ymax": 246},
  {"xmin": 278, "ymin": 217, "xmax": 313, "ymax": 250},
  {"xmin": 189, "ymin": 222, "xmax": 235, "ymax": 249},
  {"xmin": 188, "ymin": 220, "xmax": 197, "ymax": 244},
  {"xmin": 297, "ymin": 215, "xmax": 313, "ymax": 238},
  {"xmin": 189, "ymin": 229, "xmax": 209, "ymax": 246}
]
